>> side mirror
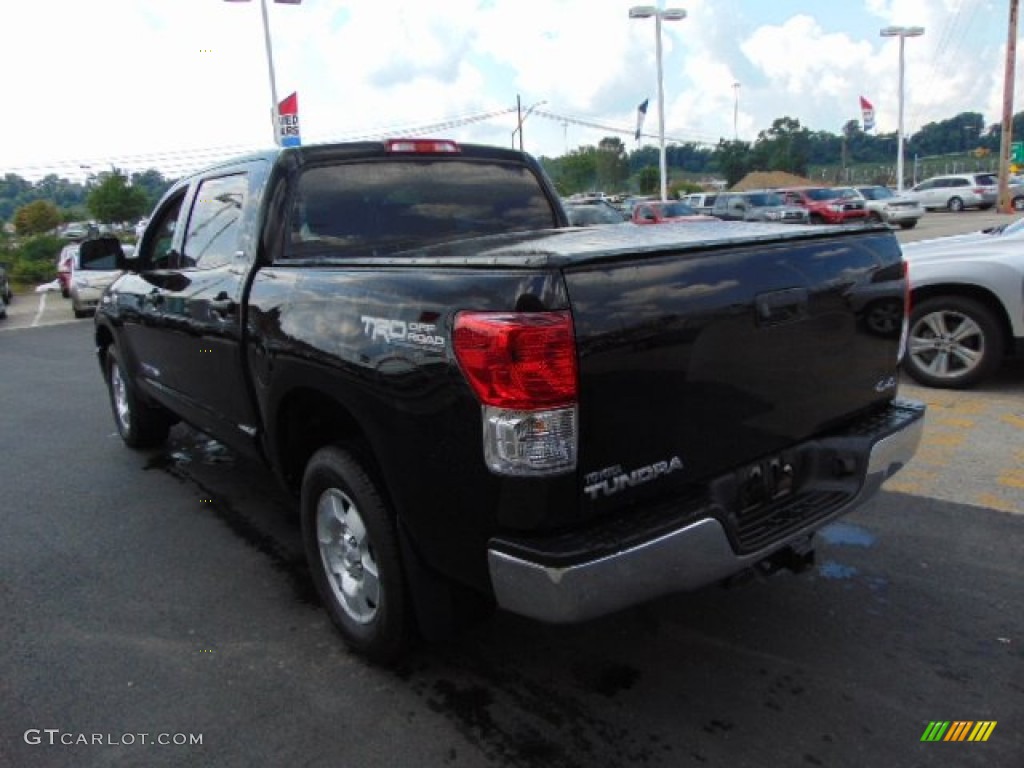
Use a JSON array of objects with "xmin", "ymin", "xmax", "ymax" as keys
[{"xmin": 78, "ymin": 236, "xmax": 130, "ymax": 271}]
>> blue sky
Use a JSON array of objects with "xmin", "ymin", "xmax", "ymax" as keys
[{"xmin": 0, "ymin": 0, "xmax": 1013, "ymax": 180}]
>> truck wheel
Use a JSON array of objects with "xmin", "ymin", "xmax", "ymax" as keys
[
  {"xmin": 898, "ymin": 220, "xmax": 917, "ymax": 230},
  {"xmin": 904, "ymin": 296, "xmax": 1004, "ymax": 389},
  {"xmin": 105, "ymin": 347, "xmax": 172, "ymax": 448},
  {"xmin": 301, "ymin": 445, "xmax": 410, "ymax": 663},
  {"xmin": 946, "ymin": 197, "xmax": 965, "ymax": 212}
]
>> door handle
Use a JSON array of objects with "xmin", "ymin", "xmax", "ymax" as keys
[{"xmin": 209, "ymin": 292, "xmax": 237, "ymax": 318}]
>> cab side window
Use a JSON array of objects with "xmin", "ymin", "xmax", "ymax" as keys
[
  {"xmin": 181, "ymin": 174, "xmax": 247, "ymax": 270},
  {"xmin": 139, "ymin": 192, "xmax": 186, "ymax": 270}
]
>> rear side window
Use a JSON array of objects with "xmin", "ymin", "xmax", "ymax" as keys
[
  {"xmin": 286, "ymin": 159, "xmax": 557, "ymax": 258},
  {"xmin": 182, "ymin": 173, "xmax": 247, "ymax": 269}
]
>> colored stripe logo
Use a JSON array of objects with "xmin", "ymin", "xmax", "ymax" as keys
[{"xmin": 921, "ymin": 721, "xmax": 997, "ymax": 742}]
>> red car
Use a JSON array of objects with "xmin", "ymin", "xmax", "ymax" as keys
[
  {"xmin": 631, "ymin": 200, "xmax": 715, "ymax": 225},
  {"xmin": 778, "ymin": 187, "xmax": 868, "ymax": 224},
  {"xmin": 56, "ymin": 244, "xmax": 78, "ymax": 298}
]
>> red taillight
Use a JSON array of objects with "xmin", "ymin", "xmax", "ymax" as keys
[
  {"xmin": 385, "ymin": 138, "xmax": 460, "ymax": 154},
  {"xmin": 453, "ymin": 311, "xmax": 577, "ymax": 409}
]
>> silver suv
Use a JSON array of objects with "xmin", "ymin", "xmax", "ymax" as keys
[
  {"xmin": 906, "ymin": 173, "xmax": 997, "ymax": 212},
  {"xmin": 711, "ymin": 191, "xmax": 809, "ymax": 223}
]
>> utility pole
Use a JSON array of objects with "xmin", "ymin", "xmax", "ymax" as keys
[{"xmin": 998, "ymin": 0, "xmax": 1019, "ymax": 213}]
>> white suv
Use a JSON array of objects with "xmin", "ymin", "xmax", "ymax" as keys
[{"xmin": 906, "ymin": 173, "xmax": 997, "ymax": 212}]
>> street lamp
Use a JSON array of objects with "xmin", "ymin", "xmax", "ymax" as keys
[
  {"xmin": 732, "ymin": 82, "xmax": 740, "ymax": 140},
  {"xmin": 512, "ymin": 97, "xmax": 547, "ymax": 152},
  {"xmin": 629, "ymin": 5, "xmax": 687, "ymax": 201},
  {"xmin": 880, "ymin": 25, "xmax": 924, "ymax": 192}
]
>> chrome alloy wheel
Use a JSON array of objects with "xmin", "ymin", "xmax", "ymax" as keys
[
  {"xmin": 316, "ymin": 488, "xmax": 380, "ymax": 624},
  {"xmin": 110, "ymin": 359, "xmax": 131, "ymax": 433},
  {"xmin": 908, "ymin": 309, "xmax": 984, "ymax": 380}
]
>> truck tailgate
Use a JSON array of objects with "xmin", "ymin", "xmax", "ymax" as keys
[{"xmin": 561, "ymin": 225, "xmax": 906, "ymax": 517}]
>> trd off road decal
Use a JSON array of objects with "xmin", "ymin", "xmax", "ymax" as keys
[{"xmin": 361, "ymin": 315, "xmax": 445, "ymax": 349}]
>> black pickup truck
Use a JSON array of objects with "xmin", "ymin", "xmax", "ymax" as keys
[{"xmin": 93, "ymin": 139, "xmax": 924, "ymax": 661}]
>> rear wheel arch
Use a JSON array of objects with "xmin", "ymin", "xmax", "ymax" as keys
[
  {"xmin": 273, "ymin": 388, "xmax": 384, "ymax": 496},
  {"xmin": 909, "ymin": 284, "xmax": 1013, "ymax": 356}
]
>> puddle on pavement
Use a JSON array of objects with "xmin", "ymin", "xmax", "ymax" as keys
[
  {"xmin": 145, "ymin": 430, "xmax": 235, "ymax": 470},
  {"xmin": 818, "ymin": 561, "xmax": 859, "ymax": 580},
  {"xmin": 818, "ymin": 522, "xmax": 876, "ymax": 548}
]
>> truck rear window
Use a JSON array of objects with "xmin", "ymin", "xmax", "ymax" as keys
[{"xmin": 286, "ymin": 159, "xmax": 558, "ymax": 258}]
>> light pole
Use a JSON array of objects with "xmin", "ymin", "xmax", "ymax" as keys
[
  {"xmin": 629, "ymin": 5, "xmax": 687, "ymax": 201},
  {"xmin": 880, "ymin": 25, "xmax": 924, "ymax": 192},
  {"xmin": 512, "ymin": 97, "xmax": 547, "ymax": 152},
  {"xmin": 732, "ymin": 81, "xmax": 740, "ymax": 140}
]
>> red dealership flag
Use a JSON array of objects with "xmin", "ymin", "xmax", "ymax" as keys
[{"xmin": 860, "ymin": 96, "xmax": 875, "ymax": 132}]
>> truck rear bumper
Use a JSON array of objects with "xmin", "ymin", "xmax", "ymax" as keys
[{"xmin": 487, "ymin": 399, "xmax": 925, "ymax": 623}]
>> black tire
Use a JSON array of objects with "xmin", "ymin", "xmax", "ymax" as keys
[
  {"xmin": 301, "ymin": 445, "xmax": 411, "ymax": 663},
  {"xmin": 868, "ymin": 212, "xmax": 884, "ymax": 224},
  {"xmin": 61, "ymin": 287, "xmax": 70, "ymax": 299},
  {"xmin": 903, "ymin": 296, "xmax": 1005, "ymax": 389},
  {"xmin": 946, "ymin": 197, "xmax": 965, "ymax": 212},
  {"xmin": 809, "ymin": 213, "xmax": 825, "ymax": 225},
  {"xmin": 73, "ymin": 307, "xmax": 91, "ymax": 319},
  {"xmin": 898, "ymin": 220, "xmax": 918, "ymax": 230},
  {"xmin": 104, "ymin": 347, "xmax": 173, "ymax": 448}
]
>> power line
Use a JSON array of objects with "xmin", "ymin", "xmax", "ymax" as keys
[
  {"xmin": 530, "ymin": 108, "xmax": 721, "ymax": 147},
  {"xmin": 1, "ymin": 107, "xmax": 524, "ymax": 182}
]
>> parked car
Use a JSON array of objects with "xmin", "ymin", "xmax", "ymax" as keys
[
  {"xmin": 70, "ymin": 238, "xmax": 131, "ymax": 318},
  {"xmin": 61, "ymin": 222, "xmax": 97, "ymax": 241},
  {"xmin": 0, "ymin": 261, "xmax": 12, "ymax": 303},
  {"xmin": 843, "ymin": 186, "xmax": 924, "ymax": 229},
  {"xmin": 57, "ymin": 243, "xmax": 78, "ymax": 298},
  {"xmin": 905, "ymin": 173, "xmax": 997, "ymax": 212},
  {"xmin": 711, "ymin": 191, "xmax": 810, "ymax": 224},
  {"xmin": 777, "ymin": 187, "xmax": 869, "ymax": 225},
  {"xmin": 564, "ymin": 199, "xmax": 628, "ymax": 226},
  {"xmin": 630, "ymin": 200, "xmax": 713, "ymax": 225},
  {"xmin": 680, "ymin": 192, "xmax": 718, "ymax": 215},
  {"xmin": 900, "ymin": 219, "xmax": 1024, "ymax": 388},
  {"xmin": 1007, "ymin": 182, "xmax": 1024, "ymax": 211}
]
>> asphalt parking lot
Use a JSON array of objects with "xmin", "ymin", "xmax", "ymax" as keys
[{"xmin": 1, "ymin": 209, "xmax": 1020, "ymax": 767}]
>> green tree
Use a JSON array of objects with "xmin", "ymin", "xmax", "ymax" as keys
[
  {"xmin": 711, "ymin": 139, "xmax": 752, "ymax": 188},
  {"xmin": 637, "ymin": 166, "xmax": 660, "ymax": 195},
  {"xmin": 595, "ymin": 137, "xmax": 630, "ymax": 192},
  {"xmin": 13, "ymin": 200, "xmax": 61, "ymax": 235},
  {"xmin": 10, "ymin": 234, "xmax": 64, "ymax": 283},
  {"xmin": 544, "ymin": 146, "xmax": 599, "ymax": 196},
  {"xmin": 752, "ymin": 117, "xmax": 811, "ymax": 177},
  {"xmin": 87, "ymin": 172, "xmax": 149, "ymax": 225},
  {"xmin": 130, "ymin": 169, "xmax": 173, "ymax": 209}
]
